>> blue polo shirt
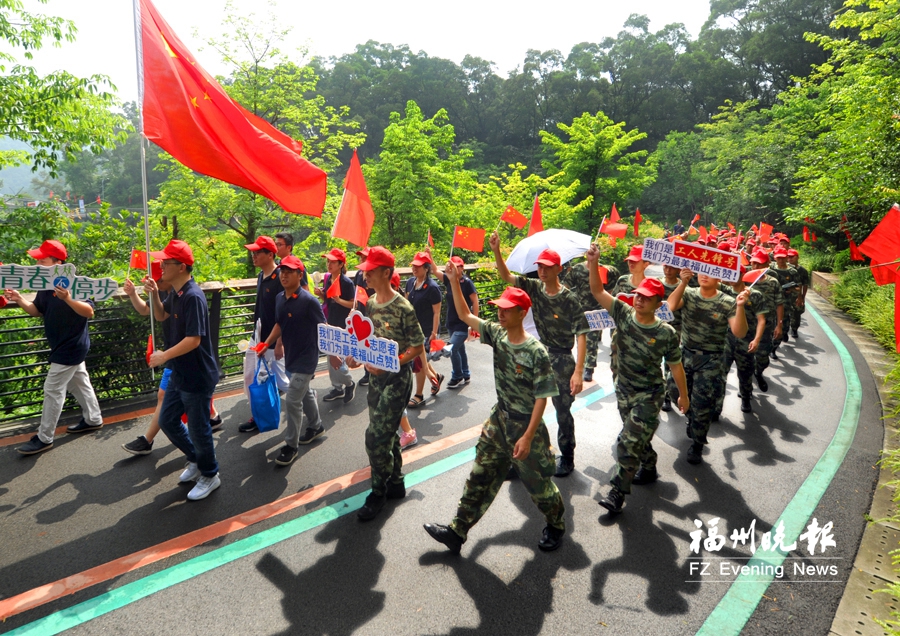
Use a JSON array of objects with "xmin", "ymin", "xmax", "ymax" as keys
[
  {"xmin": 442, "ymin": 273, "xmax": 477, "ymax": 333},
  {"xmin": 163, "ymin": 279, "xmax": 219, "ymax": 394},
  {"xmin": 34, "ymin": 290, "xmax": 93, "ymax": 366},
  {"xmin": 254, "ymin": 267, "xmax": 283, "ymax": 342},
  {"xmin": 323, "ymin": 272, "xmax": 355, "ymax": 328},
  {"xmin": 275, "ymin": 288, "xmax": 325, "ymax": 375}
]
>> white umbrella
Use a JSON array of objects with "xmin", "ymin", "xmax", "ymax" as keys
[{"xmin": 505, "ymin": 229, "xmax": 592, "ymax": 274}]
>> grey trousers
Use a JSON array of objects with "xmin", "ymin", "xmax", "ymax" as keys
[
  {"xmin": 328, "ymin": 356, "xmax": 354, "ymax": 389},
  {"xmin": 39, "ymin": 361, "xmax": 103, "ymax": 443},
  {"xmin": 283, "ymin": 371, "xmax": 320, "ymax": 448}
]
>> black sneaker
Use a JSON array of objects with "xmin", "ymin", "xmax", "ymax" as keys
[
  {"xmin": 554, "ymin": 456, "xmax": 574, "ymax": 477},
  {"xmin": 661, "ymin": 396, "xmax": 672, "ymax": 412},
  {"xmin": 238, "ymin": 419, "xmax": 258, "ymax": 433},
  {"xmin": 67, "ymin": 418, "xmax": 102, "ymax": 434},
  {"xmin": 323, "ymin": 387, "xmax": 345, "ymax": 402},
  {"xmin": 358, "ymin": 492, "xmax": 386, "ymax": 521},
  {"xmin": 298, "ymin": 425, "xmax": 325, "ymax": 445},
  {"xmin": 447, "ymin": 377, "xmax": 465, "ymax": 389},
  {"xmin": 770, "ymin": 349, "xmax": 779, "ymax": 360},
  {"xmin": 538, "ymin": 525, "xmax": 565, "ymax": 551},
  {"xmin": 423, "ymin": 523, "xmax": 464, "ymax": 553},
  {"xmin": 791, "ymin": 329, "xmax": 799, "ymax": 338},
  {"xmin": 122, "ymin": 435, "xmax": 153, "ymax": 456},
  {"xmin": 343, "ymin": 381, "xmax": 356, "ymax": 403},
  {"xmin": 599, "ymin": 487, "xmax": 624, "ymax": 514},
  {"xmin": 632, "ymin": 466, "xmax": 658, "ymax": 485},
  {"xmin": 741, "ymin": 395, "xmax": 753, "ymax": 413},
  {"xmin": 17, "ymin": 435, "xmax": 53, "ymax": 455},
  {"xmin": 686, "ymin": 442, "xmax": 704, "ymax": 465},
  {"xmin": 359, "ymin": 373, "xmax": 370, "ymax": 387},
  {"xmin": 386, "ymin": 480, "xmax": 406, "ymax": 499},
  {"xmin": 583, "ymin": 368, "xmax": 594, "ymax": 382},
  {"xmin": 756, "ymin": 373, "xmax": 768, "ymax": 393},
  {"xmin": 275, "ymin": 445, "xmax": 298, "ymax": 466},
  {"xmin": 209, "ymin": 415, "xmax": 223, "ymax": 431},
  {"xmin": 464, "ymin": 377, "xmax": 471, "ymax": 385}
]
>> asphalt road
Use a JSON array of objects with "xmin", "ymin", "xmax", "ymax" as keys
[{"xmin": 0, "ymin": 297, "xmax": 883, "ymax": 635}]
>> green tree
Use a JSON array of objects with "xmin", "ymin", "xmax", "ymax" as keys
[{"xmin": 639, "ymin": 131, "xmax": 710, "ymax": 226}]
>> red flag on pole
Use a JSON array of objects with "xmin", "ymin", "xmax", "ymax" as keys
[
  {"xmin": 633, "ymin": 209, "xmax": 642, "ymax": 237},
  {"xmin": 326, "ymin": 275, "xmax": 340, "ymax": 299},
  {"xmin": 527, "ymin": 196, "xmax": 543, "ymax": 236},
  {"xmin": 138, "ymin": 0, "xmax": 327, "ymax": 215},
  {"xmin": 145, "ymin": 334, "xmax": 154, "ymax": 365},
  {"xmin": 742, "ymin": 269, "xmax": 767, "ymax": 285},
  {"xmin": 453, "ymin": 226, "xmax": 486, "ymax": 252},
  {"xmin": 130, "ymin": 250, "xmax": 148, "ymax": 269},
  {"xmin": 500, "ymin": 205, "xmax": 528, "ymax": 229},
  {"xmin": 332, "ymin": 149, "xmax": 374, "ymax": 246},
  {"xmin": 699, "ymin": 226, "xmax": 708, "ymax": 241},
  {"xmin": 803, "ymin": 226, "xmax": 810, "ymax": 242},
  {"xmin": 610, "ymin": 203, "xmax": 621, "ymax": 223},
  {"xmin": 858, "ymin": 204, "xmax": 900, "ymax": 352},
  {"xmin": 427, "ymin": 229, "xmax": 435, "ymax": 248},
  {"xmin": 597, "ymin": 266, "xmax": 609, "ymax": 285},
  {"xmin": 727, "ymin": 222, "xmax": 735, "ymax": 231},
  {"xmin": 692, "ymin": 213, "xmax": 701, "ymax": 225},
  {"xmin": 759, "ymin": 222, "xmax": 773, "ymax": 242},
  {"xmin": 601, "ymin": 223, "xmax": 628, "ymax": 239},
  {"xmin": 355, "ymin": 286, "xmax": 369, "ymax": 306}
]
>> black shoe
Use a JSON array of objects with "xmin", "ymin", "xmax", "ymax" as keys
[
  {"xmin": 632, "ymin": 466, "xmax": 658, "ymax": 485},
  {"xmin": 423, "ymin": 523, "xmax": 464, "ymax": 553},
  {"xmin": 298, "ymin": 425, "xmax": 325, "ymax": 445},
  {"xmin": 357, "ymin": 492, "xmax": 386, "ymax": 521},
  {"xmin": 741, "ymin": 395, "xmax": 752, "ymax": 413},
  {"xmin": 770, "ymin": 349, "xmax": 779, "ymax": 360},
  {"xmin": 661, "ymin": 396, "xmax": 672, "ymax": 412},
  {"xmin": 686, "ymin": 442, "xmax": 704, "ymax": 465},
  {"xmin": 791, "ymin": 329, "xmax": 799, "ymax": 338},
  {"xmin": 238, "ymin": 419, "xmax": 258, "ymax": 433},
  {"xmin": 343, "ymin": 381, "xmax": 356, "ymax": 403},
  {"xmin": 686, "ymin": 424, "xmax": 693, "ymax": 440},
  {"xmin": 583, "ymin": 368, "xmax": 594, "ymax": 382},
  {"xmin": 275, "ymin": 445, "xmax": 298, "ymax": 466},
  {"xmin": 782, "ymin": 330, "xmax": 789, "ymax": 342},
  {"xmin": 464, "ymin": 377, "xmax": 471, "ymax": 385},
  {"xmin": 599, "ymin": 487, "xmax": 624, "ymax": 514},
  {"xmin": 756, "ymin": 373, "xmax": 768, "ymax": 393},
  {"xmin": 209, "ymin": 415, "xmax": 223, "ymax": 431},
  {"xmin": 358, "ymin": 373, "xmax": 370, "ymax": 387},
  {"xmin": 710, "ymin": 413, "xmax": 720, "ymax": 423},
  {"xmin": 17, "ymin": 435, "xmax": 53, "ymax": 455},
  {"xmin": 122, "ymin": 435, "xmax": 153, "ymax": 456},
  {"xmin": 554, "ymin": 456, "xmax": 574, "ymax": 477},
  {"xmin": 538, "ymin": 525, "xmax": 565, "ymax": 551},
  {"xmin": 447, "ymin": 377, "xmax": 465, "ymax": 389},
  {"xmin": 67, "ymin": 418, "xmax": 102, "ymax": 434},
  {"xmin": 323, "ymin": 387, "xmax": 345, "ymax": 402},
  {"xmin": 386, "ymin": 480, "xmax": 406, "ymax": 500},
  {"xmin": 505, "ymin": 465, "xmax": 518, "ymax": 481}
]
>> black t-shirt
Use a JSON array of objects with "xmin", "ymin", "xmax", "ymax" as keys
[
  {"xmin": 34, "ymin": 290, "xmax": 93, "ymax": 366},
  {"xmin": 164, "ymin": 279, "xmax": 219, "ymax": 394},
  {"xmin": 405, "ymin": 277, "xmax": 443, "ymax": 338},
  {"xmin": 254, "ymin": 268, "xmax": 283, "ymax": 342},
  {"xmin": 352, "ymin": 270, "xmax": 369, "ymax": 315},
  {"xmin": 275, "ymin": 289, "xmax": 325, "ymax": 374},
  {"xmin": 442, "ymin": 274, "xmax": 477, "ymax": 333},
  {"xmin": 158, "ymin": 289, "xmax": 173, "ymax": 369},
  {"xmin": 324, "ymin": 273, "xmax": 355, "ymax": 328}
]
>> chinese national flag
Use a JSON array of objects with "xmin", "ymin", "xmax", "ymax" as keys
[
  {"xmin": 633, "ymin": 208, "xmax": 642, "ymax": 237},
  {"xmin": 500, "ymin": 205, "xmax": 528, "ymax": 229},
  {"xmin": 151, "ymin": 261, "xmax": 162, "ymax": 281},
  {"xmin": 453, "ymin": 226, "xmax": 486, "ymax": 252},
  {"xmin": 145, "ymin": 334, "xmax": 154, "ymax": 365},
  {"xmin": 326, "ymin": 275, "xmax": 340, "ymax": 299},
  {"xmin": 427, "ymin": 229, "xmax": 434, "ymax": 247},
  {"xmin": 688, "ymin": 226, "xmax": 699, "ymax": 236},
  {"xmin": 610, "ymin": 203, "xmax": 621, "ymax": 223},
  {"xmin": 602, "ymin": 222, "xmax": 628, "ymax": 239},
  {"xmin": 139, "ymin": 0, "xmax": 326, "ymax": 215},
  {"xmin": 355, "ymin": 286, "xmax": 369, "ymax": 306},
  {"xmin": 333, "ymin": 149, "xmax": 375, "ymax": 246},
  {"xmin": 692, "ymin": 213, "xmax": 701, "ymax": 225},
  {"xmin": 597, "ymin": 265, "xmax": 608, "ymax": 285},
  {"xmin": 527, "ymin": 196, "xmax": 543, "ymax": 237},
  {"xmin": 858, "ymin": 204, "xmax": 900, "ymax": 352},
  {"xmin": 759, "ymin": 222, "xmax": 774, "ymax": 242},
  {"xmin": 740, "ymin": 251, "xmax": 750, "ymax": 267},
  {"xmin": 130, "ymin": 249, "xmax": 148, "ymax": 269},
  {"xmin": 742, "ymin": 269, "xmax": 767, "ymax": 285}
]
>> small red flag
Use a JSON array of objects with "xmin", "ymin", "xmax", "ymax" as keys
[
  {"xmin": 597, "ymin": 266, "xmax": 608, "ymax": 285},
  {"xmin": 326, "ymin": 275, "xmax": 340, "ymax": 299},
  {"xmin": 355, "ymin": 286, "xmax": 369, "ymax": 306},
  {"xmin": 751, "ymin": 224, "xmax": 759, "ymax": 233},
  {"xmin": 811, "ymin": 232, "xmax": 817, "ymax": 242},
  {"xmin": 699, "ymin": 226, "xmax": 708, "ymax": 241},
  {"xmin": 803, "ymin": 226, "xmax": 810, "ymax": 242},
  {"xmin": 453, "ymin": 225, "xmax": 487, "ymax": 252},
  {"xmin": 759, "ymin": 222, "xmax": 774, "ymax": 242},
  {"xmin": 527, "ymin": 196, "xmax": 543, "ymax": 237},
  {"xmin": 96, "ymin": 195, "xmax": 101, "ymax": 204},
  {"xmin": 130, "ymin": 249, "xmax": 148, "ymax": 270},
  {"xmin": 430, "ymin": 338, "xmax": 446, "ymax": 352},
  {"xmin": 688, "ymin": 226, "xmax": 699, "ymax": 236},
  {"xmin": 601, "ymin": 222, "xmax": 628, "ymax": 239},
  {"xmin": 610, "ymin": 203, "xmax": 621, "ymax": 223},
  {"xmin": 692, "ymin": 213, "xmax": 701, "ymax": 225},
  {"xmin": 500, "ymin": 205, "xmax": 528, "ymax": 229},
  {"xmin": 427, "ymin": 229, "xmax": 434, "ymax": 248},
  {"xmin": 633, "ymin": 209, "xmax": 642, "ymax": 237},
  {"xmin": 150, "ymin": 261, "xmax": 162, "ymax": 281},
  {"xmin": 145, "ymin": 334, "xmax": 154, "ymax": 365},
  {"xmin": 333, "ymin": 149, "xmax": 374, "ymax": 247},
  {"xmin": 727, "ymin": 222, "xmax": 735, "ymax": 231},
  {"xmin": 742, "ymin": 269, "xmax": 767, "ymax": 285},
  {"xmin": 740, "ymin": 251, "xmax": 750, "ymax": 267}
]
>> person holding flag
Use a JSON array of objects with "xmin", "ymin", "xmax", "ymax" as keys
[
  {"xmin": 316, "ymin": 248, "xmax": 357, "ymax": 406},
  {"xmin": 443, "ymin": 256, "xmax": 479, "ymax": 389}
]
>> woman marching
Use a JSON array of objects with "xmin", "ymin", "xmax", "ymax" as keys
[{"xmin": 405, "ymin": 251, "xmax": 443, "ymax": 408}]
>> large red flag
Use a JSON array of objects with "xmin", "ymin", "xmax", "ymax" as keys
[
  {"xmin": 633, "ymin": 208, "xmax": 642, "ymax": 237},
  {"xmin": 453, "ymin": 226, "xmax": 486, "ymax": 252},
  {"xmin": 139, "ymin": 0, "xmax": 326, "ymax": 215},
  {"xmin": 858, "ymin": 204, "xmax": 900, "ymax": 352},
  {"xmin": 601, "ymin": 223, "xmax": 628, "ymax": 239},
  {"xmin": 500, "ymin": 205, "xmax": 528, "ymax": 229},
  {"xmin": 332, "ymin": 149, "xmax": 374, "ymax": 247},
  {"xmin": 527, "ymin": 196, "xmax": 543, "ymax": 236}
]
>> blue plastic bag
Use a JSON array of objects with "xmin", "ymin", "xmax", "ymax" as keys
[{"xmin": 249, "ymin": 357, "xmax": 281, "ymax": 432}]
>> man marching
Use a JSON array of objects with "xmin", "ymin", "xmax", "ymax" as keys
[{"xmin": 749, "ymin": 249, "xmax": 784, "ymax": 388}]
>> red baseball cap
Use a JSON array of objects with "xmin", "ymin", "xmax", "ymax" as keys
[
  {"xmin": 750, "ymin": 249, "xmax": 770, "ymax": 264},
  {"xmin": 450, "ymin": 256, "xmax": 465, "ymax": 267},
  {"xmin": 28, "ymin": 239, "xmax": 67, "ymax": 261},
  {"xmin": 773, "ymin": 248, "xmax": 788, "ymax": 258},
  {"xmin": 279, "ymin": 255, "xmax": 305, "ymax": 271},
  {"xmin": 634, "ymin": 278, "xmax": 666, "ymax": 299},
  {"xmin": 488, "ymin": 287, "xmax": 532, "ymax": 312},
  {"xmin": 357, "ymin": 246, "xmax": 395, "ymax": 270},
  {"xmin": 534, "ymin": 249, "xmax": 561, "ymax": 267},
  {"xmin": 323, "ymin": 248, "xmax": 346, "ymax": 262},
  {"xmin": 390, "ymin": 272, "xmax": 401, "ymax": 289},
  {"xmin": 151, "ymin": 239, "xmax": 194, "ymax": 266},
  {"xmin": 410, "ymin": 251, "xmax": 433, "ymax": 266},
  {"xmin": 787, "ymin": 249, "xmax": 799, "ymax": 257},
  {"xmin": 244, "ymin": 236, "xmax": 277, "ymax": 253},
  {"xmin": 625, "ymin": 245, "xmax": 645, "ymax": 262},
  {"xmin": 355, "ymin": 247, "xmax": 370, "ymax": 257}
]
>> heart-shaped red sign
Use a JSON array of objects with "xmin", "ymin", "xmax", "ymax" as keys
[
  {"xmin": 616, "ymin": 292, "xmax": 636, "ymax": 307},
  {"xmin": 348, "ymin": 312, "xmax": 374, "ymax": 347}
]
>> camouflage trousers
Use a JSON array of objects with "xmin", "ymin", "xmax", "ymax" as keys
[
  {"xmin": 450, "ymin": 406, "xmax": 564, "ymax": 541},
  {"xmin": 665, "ymin": 326, "xmax": 683, "ymax": 402},
  {"xmin": 790, "ymin": 299, "xmax": 805, "ymax": 332},
  {"xmin": 585, "ymin": 329, "xmax": 604, "ymax": 371},
  {"xmin": 713, "ymin": 334, "xmax": 755, "ymax": 417},
  {"xmin": 683, "ymin": 347, "xmax": 727, "ymax": 445},
  {"xmin": 775, "ymin": 296, "xmax": 799, "ymax": 347},
  {"xmin": 365, "ymin": 363, "xmax": 413, "ymax": 497},
  {"xmin": 754, "ymin": 323, "xmax": 776, "ymax": 375},
  {"xmin": 612, "ymin": 385, "xmax": 664, "ymax": 494},
  {"xmin": 549, "ymin": 351, "xmax": 576, "ymax": 458}
]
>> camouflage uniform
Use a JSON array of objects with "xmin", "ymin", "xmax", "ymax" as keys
[
  {"xmin": 450, "ymin": 318, "xmax": 562, "ymax": 541},
  {"xmin": 790, "ymin": 265, "xmax": 810, "ymax": 332},
  {"xmin": 365, "ymin": 292, "xmax": 424, "ymax": 497},
  {"xmin": 679, "ymin": 288, "xmax": 736, "ymax": 444},
  {"xmin": 561, "ymin": 262, "xmax": 607, "ymax": 372},
  {"xmin": 750, "ymin": 273, "xmax": 783, "ymax": 374},
  {"xmin": 769, "ymin": 265, "xmax": 800, "ymax": 345},
  {"xmin": 714, "ymin": 288, "xmax": 771, "ymax": 416},
  {"xmin": 609, "ymin": 299, "xmax": 681, "ymax": 493},
  {"xmin": 662, "ymin": 278, "xmax": 684, "ymax": 401},
  {"xmin": 515, "ymin": 276, "xmax": 590, "ymax": 459}
]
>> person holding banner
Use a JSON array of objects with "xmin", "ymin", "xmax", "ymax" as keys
[
  {"xmin": 255, "ymin": 256, "xmax": 325, "ymax": 466},
  {"xmin": 666, "ymin": 268, "xmax": 749, "ymax": 465},
  {"xmin": 5, "ymin": 240, "xmax": 104, "ymax": 455},
  {"xmin": 585, "ymin": 245, "xmax": 688, "ymax": 514},
  {"xmin": 749, "ymin": 249, "xmax": 783, "ymax": 388},
  {"xmin": 424, "ymin": 263, "xmax": 565, "ymax": 552},
  {"xmin": 351, "ymin": 247, "xmax": 425, "ymax": 521},
  {"xmin": 316, "ymin": 248, "xmax": 358, "ymax": 405},
  {"xmin": 490, "ymin": 231, "xmax": 588, "ymax": 478}
]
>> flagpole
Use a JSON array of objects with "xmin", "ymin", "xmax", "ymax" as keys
[
  {"xmin": 132, "ymin": 0, "xmax": 155, "ymax": 380},
  {"xmin": 449, "ymin": 227, "xmax": 456, "ymax": 258}
]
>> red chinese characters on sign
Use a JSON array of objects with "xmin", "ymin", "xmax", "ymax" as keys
[{"xmin": 673, "ymin": 242, "xmax": 738, "ymax": 270}]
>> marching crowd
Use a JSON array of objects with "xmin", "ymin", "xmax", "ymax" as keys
[{"xmin": 2, "ymin": 225, "xmax": 809, "ymax": 552}]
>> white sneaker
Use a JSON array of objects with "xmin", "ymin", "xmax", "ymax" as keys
[
  {"xmin": 179, "ymin": 462, "xmax": 200, "ymax": 483},
  {"xmin": 187, "ymin": 474, "xmax": 221, "ymax": 501}
]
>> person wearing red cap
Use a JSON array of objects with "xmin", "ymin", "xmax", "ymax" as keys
[
  {"xmin": 238, "ymin": 236, "xmax": 290, "ymax": 433},
  {"xmin": 609, "ymin": 244, "xmax": 659, "ymax": 383},
  {"xmin": 770, "ymin": 248, "xmax": 801, "ymax": 349},
  {"xmin": 750, "ymin": 249, "xmax": 784, "ymax": 379},
  {"xmin": 424, "ymin": 263, "xmax": 565, "ymax": 552},
  {"xmin": 353, "ymin": 247, "xmax": 372, "ymax": 387},
  {"xmin": 787, "ymin": 249, "xmax": 809, "ymax": 338},
  {"xmin": 490, "ymin": 231, "xmax": 589, "ymax": 478},
  {"xmin": 144, "ymin": 240, "xmax": 222, "ymax": 500},
  {"xmin": 316, "ymin": 248, "xmax": 358, "ymax": 405},
  {"xmin": 660, "ymin": 265, "xmax": 686, "ymax": 413},
  {"xmin": 405, "ymin": 251, "xmax": 443, "ymax": 407},
  {"xmin": 443, "ymin": 256, "xmax": 479, "ymax": 390},
  {"xmin": 5, "ymin": 240, "xmax": 104, "ymax": 455},
  {"xmin": 352, "ymin": 246, "xmax": 425, "ymax": 521},
  {"xmin": 666, "ymin": 267, "xmax": 749, "ymax": 465},
  {"xmin": 584, "ymin": 244, "xmax": 688, "ymax": 513}
]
